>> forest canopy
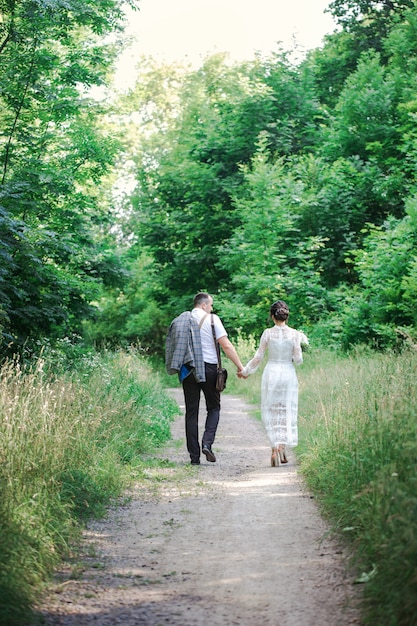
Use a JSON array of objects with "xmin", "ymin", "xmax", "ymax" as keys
[{"xmin": 2, "ymin": 0, "xmax": 417, "ymax": 356}]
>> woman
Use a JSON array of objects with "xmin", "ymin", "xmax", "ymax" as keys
[{"xmin": 239, "ymin": 301, "xmax": 308, "ymax": 467}]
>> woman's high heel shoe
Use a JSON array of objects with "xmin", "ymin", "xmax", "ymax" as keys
[
  {"xmin": 279, "ymin": 445, "xmax": 288, "ymax": 464},
  {"xmin": 271, "ymin": 447, "xmax": 280, "ymax": 467}
]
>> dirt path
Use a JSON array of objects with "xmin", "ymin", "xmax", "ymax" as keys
[{"xmin": 38, "ymin": 389, "xmax": 361, "ymax": 625}]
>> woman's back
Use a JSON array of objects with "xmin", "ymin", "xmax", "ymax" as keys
[{"xmin": 266, "ymin": 326, "xmax": 299, "ymax": 364}]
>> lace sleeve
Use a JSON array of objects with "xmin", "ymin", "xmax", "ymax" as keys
[
  {"xmin": 293, "ymin": 330, "xmax": 308, "ymax": 366},
  {"xmin": 299, "ymin": 331, "xmax": 309, "ymax": 347},
  {"xmin": 241, "ymin": 330, "xmax": 269, "ymax": 376}
]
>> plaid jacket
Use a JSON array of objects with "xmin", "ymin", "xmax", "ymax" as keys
[{"xmin": 165, "ymin": 311, "xmax": 205, "ymax": 382}]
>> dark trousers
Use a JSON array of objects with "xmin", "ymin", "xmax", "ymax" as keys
[{"xmin": 182, "ymin": 362, "xmax": 220, "ymax": 462}]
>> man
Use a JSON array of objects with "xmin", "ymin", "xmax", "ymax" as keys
[{"xmin": 166, "ymin": 292, "xmax": 244, "ymax": 465}]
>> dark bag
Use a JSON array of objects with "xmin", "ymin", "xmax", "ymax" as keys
[
  {"xmin": 210, "ymin": 315, "xmax": 228, "ymax": 392},
  {"xmin": 216, "ymin": 367, "xmax": 228, "ymax": 392}
]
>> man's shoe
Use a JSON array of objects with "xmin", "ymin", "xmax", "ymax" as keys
[
  {"xmin": 190, "ymin": 459, "xmax": 200, "ymax": 465},
  {"xmin": 202, "ymin": 445, "xmax": 216, "ymax": 463}
]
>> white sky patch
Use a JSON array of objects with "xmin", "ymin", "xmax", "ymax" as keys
[{"xmin": 116, "ymin": 0, "xmax": 337, "ymax": 88}]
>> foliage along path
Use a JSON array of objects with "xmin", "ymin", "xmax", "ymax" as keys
[{"xmin": 38, "ymin": 388, "xmax": 361, "ymax": 625}]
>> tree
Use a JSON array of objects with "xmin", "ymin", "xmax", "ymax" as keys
[
  {"xmin": 127, "ymin": 54, "xmax": 277, "ymax": 308},
  {"xmin": 216, "ymin": 139, "xmax": 328, "ymax": 335},
  {"xmin": 323, "ymin": 51, "xmax": 400, "ymax": 162},
  {"xmin": 95, "ymin": 7, "xmax": 417, "ymax": 352},
  {"xmin": 0, "ymin": 0, "xmax": 139, "ymax": 354},
  {"xmin": 334, "ymin": 198, "xmax": 417, "ymax": 349},
  {"xmin": 305, "ymin": 30, "xmax": 362, "ymax": 109},
  {"xmin": 328, "ymin": 0, "xmax": 414, "ymax": 58},
  {"xmin": 125, "ymin": 52, "xmax": 325, "ymax": 315}
]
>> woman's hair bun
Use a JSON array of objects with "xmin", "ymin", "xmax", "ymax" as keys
[{"xmin": 270, "ymin": 300, "xmax": 289, "ymax": 320}]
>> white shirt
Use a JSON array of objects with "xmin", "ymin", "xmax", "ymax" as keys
[{"xmin": 191, "ymin": 308, "xmax": 227, "ymax": 364}]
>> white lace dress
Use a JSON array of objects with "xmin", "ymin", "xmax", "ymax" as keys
[{"xmin": 241, "ymin": 325, "xmax": 307, "ymax": 448}]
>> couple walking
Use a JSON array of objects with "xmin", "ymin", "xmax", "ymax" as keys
[{"xmin": 166, "ymin": 292, "xmax": 308, "ymax": 467}]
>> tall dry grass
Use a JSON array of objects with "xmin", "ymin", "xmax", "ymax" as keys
[
  {"xmin": 297, "ymin": 347, "xmax": 417, "ymax": 626},
  {"xmin": 0, "ymin": 350, "xmax": 178, "ymax": 626},
  {"xmin": 230, "ymin": 339, "xmax": 417, "ymax": 625}
]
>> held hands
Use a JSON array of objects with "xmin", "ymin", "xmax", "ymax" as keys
[{"xmin": 237, "ymin": 369, "xmax": 248, "ymax": 379}]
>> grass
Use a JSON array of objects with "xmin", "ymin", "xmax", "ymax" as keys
[
  {"xmin": 3, "ymin": 339, "xmax": 417, "ymax": 625},
  {"xmin": 226, "ymin": 337, "xmax": 417, "ymax": 625},
  {"xmin": 296, "ymin": 346, "xmax": 417, "ymax": 626},
  {"xmin": 0, "ymin": 349, "xmax": 178, "ymax": 626}
]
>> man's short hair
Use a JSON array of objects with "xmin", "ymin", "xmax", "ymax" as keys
[{"xmin": 193, "ymin": 292, "xmax": 211, "ymax": 307}]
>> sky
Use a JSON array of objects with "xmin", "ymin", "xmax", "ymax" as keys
[{"xmin": 116, "ymin": 0, "xmax": 337, "ymax": 86}]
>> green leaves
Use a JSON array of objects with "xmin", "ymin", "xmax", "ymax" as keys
[
  {"xmin": 324, "ymin": 51, "xmax": 400, "ymax": 162},
  {"xmin": 0, "ymin": 0, "xmax": 139, "ymax": 353},
  {"xmin": 3, "ymin": 0, "xmax": 417, "ymax": 354}
]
